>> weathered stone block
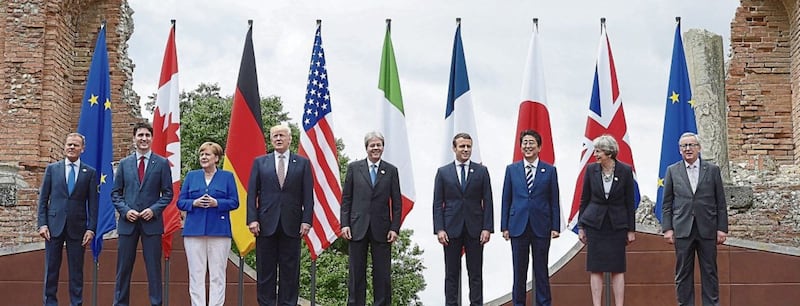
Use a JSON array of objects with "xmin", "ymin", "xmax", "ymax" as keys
[{"xmin": 725, "ymin": 185, "xmax": 753, "ymax": 209}]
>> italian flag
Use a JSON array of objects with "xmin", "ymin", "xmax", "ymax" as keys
[{"xmin": 378, "ymin": 21, "xmax": 415, "ymax": 223}]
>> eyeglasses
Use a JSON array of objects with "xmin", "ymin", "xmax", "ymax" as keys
[{"xmin": 679, "ymin": 143, "xmax": 700, "ymax": 149}]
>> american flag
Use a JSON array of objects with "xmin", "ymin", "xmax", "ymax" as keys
[
  {"xmin": 299, "ymin": 24, "xmax": 342, "ymax": 260},
  {"xmin": 568, "ymin": 22, "xmax": 640, "ymax": 230}
]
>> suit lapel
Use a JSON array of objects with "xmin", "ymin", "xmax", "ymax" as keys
[
  {"xmin": 359, "ymin": 160, "xmax": 373, "ymax": 189},
  {"xmin": 55, "ymin": 161, "xmax": 68, "ymax": 196},
  {"xmin": 609, "ymin": 163, "xmax": 624, "ymax": 194},
  {"xmin": 697, "ymin": 160, "xmax": 708, "ymax": 188}
]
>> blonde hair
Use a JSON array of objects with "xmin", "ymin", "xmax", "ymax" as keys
[{"xmin": 198, "ymin": 142, "xmax": 223, "ymax": 158}]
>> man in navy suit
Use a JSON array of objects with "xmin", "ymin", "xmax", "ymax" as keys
[
  {"xmin": 433, "ymin": 132, "xmax": 493, "ymax": 306},
  {"xmin": 247, "ymin": 125, "xmax": 314, "ymax": 306},
  {"xmin": 340, "ymin": 131, "xmax": 402, "ymax": 306},
  {"xmin": 662, "ymin": 132, "xmax": 728, "ymax": 306},
  {"xmin": 38, "ymin": 132, "xmax": 98, "ymax": 306},
  {"xmin": 111, "ymin": 122, "xmax": 174, "ymax": 306},
  {"xmin": 501, "ymin": 129, "xmax": 561, "ymax": 306}
]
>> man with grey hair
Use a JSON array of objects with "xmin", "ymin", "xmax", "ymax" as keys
[
  {"xmin": 662, "ymin": 132, "xmax": 728, "ymax": 306},
  {"xmin": 341, "ymin": 131, "xmax": 403, "ymax": 306}
]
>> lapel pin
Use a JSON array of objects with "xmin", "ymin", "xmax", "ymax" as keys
[
  {"xmin": 82, "ymin": 168, "xmax": 87, "ymax": 173},
  {"xmin": 540, "ymin": 168, "xmax": 545, "ymax": 173},
  {"xmin": 292, "ymin": 159, "xmax": 297, "ymax": 163},
  {"xmin": 469, "ymin": 169, "xmax": 474, "ymax": 173},
  {"xmin": 380, "ymin": 170, "xmax": 386, "ymax": 174},
  {"xmin": 614, "ymin": 177, "xmax": 618, "ymax": 181}
]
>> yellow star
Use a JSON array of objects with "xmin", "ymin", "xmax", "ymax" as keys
[
  {"xmin": 104, "ymin": 98, "xmax": 112, "ymax": 110},
  {"xmin": 669, "ymin": 91, "xmax": 679, "ymax": 103},
  {"xmin": 88, "ymin": 94, "xmax": 99, "ymax": 106},
  {"xmin": 100, "ymin": 173, "xmax": 107, "ymax": 184},
  {"xmin": 657, "ymin": 178, "xmax": 664, "ymax": 187},
  {"xmin": 688, "ymin": 99, "xmax": 696, "ymax": 109}
]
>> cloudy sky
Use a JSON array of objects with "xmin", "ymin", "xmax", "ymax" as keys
[{"xmin": 128, "ymin": 1, "xmax": 740, "ymax": 303}]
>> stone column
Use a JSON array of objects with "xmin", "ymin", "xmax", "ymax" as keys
[{"xmin": 684, "ymin": 29, "xmax": 731, "ymax": 183}]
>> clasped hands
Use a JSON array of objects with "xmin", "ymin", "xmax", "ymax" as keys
[
  {"xmin": 125, "ymin": 208, "xmax": 155, "ymax": 222},
  {"xmin": 193, "ymin": 194, "xmax": 218, "ymax": 208}
]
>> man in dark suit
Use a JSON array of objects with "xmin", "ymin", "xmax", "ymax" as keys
[
  {"xmin": 341, "ymin": 131, "xmax": 402, "ymax": 306},
  {"xmin": 111, "ymin": 122, "xmax": 174, "ymax": 306},
  {"xmin": 246, "ymin": 125, "xmax": 313, "ymax": 306},
  {"xmin": 501, "ymin": 130, "xmax": 560, "ymax": 306},
  {"xmin": 662, "ymin": 132, "xmax": 728, "ymax": 306},
  {"xmin": 433, "ymin": 132, "xmax": 493, "ymax": 306},
  {"xmin": 37, "ymin": 132, "xmax": 98, "ymax": 306}
]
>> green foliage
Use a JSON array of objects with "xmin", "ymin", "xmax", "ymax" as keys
[{"xmin": 299, "ymin": 229, "xmax": 427, "ymax": 306}]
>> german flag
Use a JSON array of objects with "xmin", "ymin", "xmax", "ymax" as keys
[{"xmin": 224, "ymin": 23, "xmax": 265, "ymax": 257}]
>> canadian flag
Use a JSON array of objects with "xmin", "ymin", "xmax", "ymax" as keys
[{"xmin": 152, "ymin": 22, "xmax": 182, "ymax": 259}]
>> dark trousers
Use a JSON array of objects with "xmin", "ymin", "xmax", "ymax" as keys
[
  {"xmin": 43, "ymin": 233, "xmax": 85, "ymax": 306},
  {"xmin": 255, "ymin": 223, "xmax": 301, "ymax": 306},
  {"xmin": 674, "ymin": 223, "xmax": 719, "ymax": 306},
  {"xmin": 443, "ymin": 227, "xmax": 484, "ymax": 306},
  {"xmin": 114, "ymin": 227, "xmax": 162, "ymax": 306},
  {"xmin": 511, "ymin": 226, "xmax": 551, "ymax": 306},
  {"xmin": 348, "ymin": 226, "xmax": 392, "ymax": 306}
]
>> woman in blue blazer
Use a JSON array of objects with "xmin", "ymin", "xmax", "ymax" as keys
[
  {"xmin": 178, "ymin": 142, "xmax": 239, "ymax": 306},
  {"xmin": 577, "ymin": 135, "xmax": 636, "ymax": 306}
]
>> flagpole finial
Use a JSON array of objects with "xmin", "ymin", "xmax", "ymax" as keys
[
  {"xmin": 316, "ymin": 19, "xmax": 321, "ymax": 26},
  {"xmin": 600, "ymin": 17, "xmax": 606, "ymax": 25},
  {"xmin": 456, "ymin": 17, "xmax": 461, "ymax": 25},
  {"xmin": 386, "ymin": 18, "xmax": 391, "ymax": 31},
  {"xmin": 248, "ymin": 19, "xmax": 253, "ymax": 27},
  {"xmin": 533, "ymin": 18, "xmax": 539, "ymax": 31},
  {"xmin": 101, "ymin": 19, "xmax": 107, "ymax": 28},
  {"xmin": 675, "ymin": 16, "xmax": 681, "ymax": 24}
]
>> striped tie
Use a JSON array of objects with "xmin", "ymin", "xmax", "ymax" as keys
[{"xmin": 526, "ymin": 164, "xmax": 534, "ymax": 192}]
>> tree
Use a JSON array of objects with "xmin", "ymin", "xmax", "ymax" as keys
[{"xmin": 299, "ymin": 229, "xmax": 427, "ymax": 306}]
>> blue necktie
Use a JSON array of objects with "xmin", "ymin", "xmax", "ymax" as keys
[
  {"xmin": 460, "ymin": 163, "xmax": 467, "ymax": 192},
  {"xmin": 67, "ymin": 163, "xmax": 76, "ymax": 194},
  {"xmin": 370, "ymin": 164, "xmax": 377, "ymax": 186},
  {"xmin": 526, "ymin": 164, "xmax": 534, "ymax": 193}
]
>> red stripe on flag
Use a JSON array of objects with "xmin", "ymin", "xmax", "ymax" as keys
[{"xmin": 513, "ymin": 100, "xmax": 554, "ymax": 164}]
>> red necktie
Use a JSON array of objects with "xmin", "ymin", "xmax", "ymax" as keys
[{"xmin": 138, "ymin": 156, "xmax": 145, "ymax": 183}]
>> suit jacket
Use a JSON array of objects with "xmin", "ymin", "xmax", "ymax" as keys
[
  {"xmin": 578, "ymin": 162, "xmax": 636, "ymax": 231},
  {"xmin": 37, "ymin": 160, "xmax": 99, "ymax": 239},
  {"xmin": 177, "ymin": 169, "xmax": 239, "ymax": 237},
  {"xmin": 662, "ymin": 159, "xmax": 728, "ymax": 239},
  {"xmin": 246, "ymin": 152, "xmax": 314, "ymax": 238},
  {"xmin": 111, "ymin": 153, "xmax": 174, "ymax": 235},
  {"xmin": 432, "ymin": 161, "xmax": 493, "ymax": 238},
  {"xmin": 501, "ymin": 160, "xmax": 560, "ymax": 238},
  {"xmin": 340, "ymin": 159, "xmax": 402, "ymax": 242}
]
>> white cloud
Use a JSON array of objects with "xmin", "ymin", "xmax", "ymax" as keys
[{"xmin": 128, "ymin": 1, "xmax": 739, "ymax": 304}]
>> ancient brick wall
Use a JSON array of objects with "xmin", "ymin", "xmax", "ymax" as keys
[
  {"xmin": 0, "ymin": 0, "xmax": 141, "ymax": 247},
  {"xmin": 727, "ymin": 0, "xmax": 795, "ymax": 166}
]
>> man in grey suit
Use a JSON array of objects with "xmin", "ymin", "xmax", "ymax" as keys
[
  {"xmin": 111, "ymin": 122, "xmax": 174, "ymax": 306},
  {"xmin": 341, "ymin": 131, "xmax": 402, "ymax": 306},
  {"xmin": 38, "ymin": 132, "xmax": 98, "ymax": 306},
  {"xmin": 247, "ymin": 125, "xmax": 313, "ymax": 306},
  {"xmin": 433, "ymin": 132, "xmax": 493, "ymax": 306},
  {"xmin": 662, "ymin": 132, "xmax": 728, "ymax": 306}
]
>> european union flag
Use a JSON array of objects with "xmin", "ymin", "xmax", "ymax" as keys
[
  {"xmin": 76, "ymin": 25, "xmax": 116, "ymax": 261},
  {"xmin": 655, "ymin": 20, "xmax": 698, "ymax": 223}
]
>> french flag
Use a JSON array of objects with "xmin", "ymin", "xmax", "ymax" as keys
[
  {"xmin": 444, "ymin": 20, "xmax": 481, "ymax": 163},
  {"xmin": 568, "ymin": 20, "xmax": 640, "ymax": 231}
]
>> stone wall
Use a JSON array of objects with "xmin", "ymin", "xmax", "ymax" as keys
[{"xmin": 0, "ymin": 0, "xmax": 141, "ymax": 247}]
